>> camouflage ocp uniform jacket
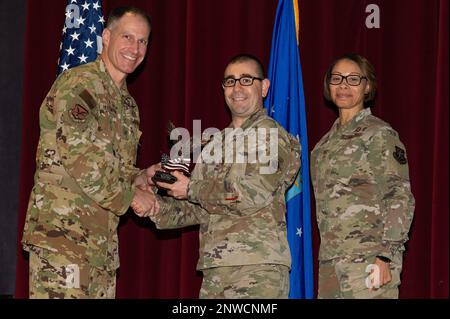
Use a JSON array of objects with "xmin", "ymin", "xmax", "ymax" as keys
[
  {"xmin": 152, "ymin": 109, "xmax": 300, "ymax": 271},
  {"xmin": 311, "ymin": 108, "xmax": 415, "ymax": 262},
  {"xmin": 22, "ymin": 57, "xmax": 142, "ymax": 270}
]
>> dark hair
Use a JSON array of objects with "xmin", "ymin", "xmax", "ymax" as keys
[
  {"xmin": 323, "ymin": 53, "xmax": 377, "ymax": 106},
  {"xmin": 226, "ymin": 54, "xmax": 265, "ymax": 78},
  {"xmin": 106, "ymin": 6, "xmax": 152, "ymax": 30}
]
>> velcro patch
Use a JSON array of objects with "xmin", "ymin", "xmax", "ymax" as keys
[
  {"xmin": 393, "ymin": 146, "xmax": 407, "ymax": 164},
  {"xmin": 79, "ymin": 90, "xmax": 97, "ymax": 109},
  {"xmin": 46, "ymin": 96, "xmax": 55, "ymax": 114},
  {"xmin": 122, "ymin": 96, "xmax": 136, "ymax": 108},
  {"xmin": 70, "ymin": 104, "xmax": 89, "ymax": 122}
]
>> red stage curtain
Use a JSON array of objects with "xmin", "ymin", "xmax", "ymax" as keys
[{"xmin": 15, "ymin": 0, "xmax": 448, "ymax": 298}]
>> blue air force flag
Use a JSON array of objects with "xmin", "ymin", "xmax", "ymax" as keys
[
  {"xmin": 57, "ymin": 0, "xmax": 104, "ymax": 75},
  {"xmin": 264, "ymin": 0, "xmax": 314, "ymax": 299}
]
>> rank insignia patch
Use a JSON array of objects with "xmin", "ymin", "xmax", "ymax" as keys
[
  {"xmin": 393, "ymin": 146, "xmax": 407, "ymax": 164},
  {"xmin": 70, "ymin": 104, "xmax": 89, "ymax": 122},
  {"xmin": 46, "ymin": 96, "xmax": 55, "ymax": 114},
  {"xmin": 122, "ymin": 96, "xmax": 136, "ymax": 108}
]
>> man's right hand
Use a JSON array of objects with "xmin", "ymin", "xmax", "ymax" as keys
[{"xmin": 131, "ymin": 187, "xmax": 160, "ymax": 217}]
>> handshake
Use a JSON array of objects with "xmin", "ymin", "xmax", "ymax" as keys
[{"xmin": 130, "ymin": 157, "xmax": 191, "ymax": 218}]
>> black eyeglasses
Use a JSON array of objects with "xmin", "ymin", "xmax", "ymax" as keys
[
  {"xmin": 329, "ymin": 74, "xmax": 367, "ymax": 86},
  {"xmin": 222, "ymin": 76, "xmax": 262, "ymax": 87}
]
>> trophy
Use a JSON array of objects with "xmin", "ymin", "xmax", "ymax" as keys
[
  {"xmin": 152, "ymin": 153, "xmax": 191, "ymax": 185},
  {"xmin": 152, "ymin": 122, "xmax": 192, "ymax": 186},
  {"xmin": 152, "ymin": 121, "xmax": 214, "ymax": 187}
]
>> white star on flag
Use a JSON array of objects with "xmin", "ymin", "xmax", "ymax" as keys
[
  {"xmin": 70, "ymin": 31, "xmax": 80, "ymax": 41},
  {"xmin": 65, "ymin": 46, "xmax": 75, "ymax": 56},
  {"xmin": 78, "ymin": 54, "xmax": 88, "ymax": 63},
  {"xmin": 84, "ymin": 38, "xmax": 94, "ymax": 48},
  {"xmin": 76, "ymin": 16, "xmax": 86, "ymax": 26},
  {"xmin": 296, "ymin": 227, "xmax": 302, "ymax": 237},
  {"xmin": 81, "ymin": 2, "xmax": 90, "ymax": 10},
  {"xmin": 60, "ymin": 62, "xmax": 70, "ymax": 71}
]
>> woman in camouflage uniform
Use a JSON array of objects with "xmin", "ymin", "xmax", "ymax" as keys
[{"xmin": 311, "ymin": 54, "xmax": 415, "ymax": 298}]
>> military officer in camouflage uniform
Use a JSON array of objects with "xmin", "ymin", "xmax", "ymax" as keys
[
  {"xmin": 142, "ymin": 55, "xmax": 300, "ymax": 298},
  {"xmin": 21, "ymin": 7, "xmax": 156, "ymax": 298},
  {"xmin": 311, "ymin": 53, "xmax": 415, "ymax": 298}
]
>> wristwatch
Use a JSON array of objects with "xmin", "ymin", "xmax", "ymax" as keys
[{"xmin": 376, "ymin": 255, "xmax": 391, "ymax": 263}]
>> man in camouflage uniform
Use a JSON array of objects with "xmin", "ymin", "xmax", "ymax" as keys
[
  {"xmin": 142, "ymin": 55, "xmax": 300, "ymax": 299},
  {"xmin": 311, "ymin": 54, "xmax": 415, "ymax": 298},
  {"xmin": 22, "ymin": 7, "xmax": 156, "ymax": 298}
]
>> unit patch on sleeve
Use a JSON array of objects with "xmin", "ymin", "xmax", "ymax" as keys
[{"xmin": 393, "ymin": 146, "xmax": 407, "ymax": 164}]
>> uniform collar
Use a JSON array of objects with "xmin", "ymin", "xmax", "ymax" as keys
[
  {"xmin": 332, "ymin": 107, "xmax": 372, "ymax": 134},
  {"xmin": 97, "ymin": 56, "xmax": 129, "ymax": 95},
  {"xmin": 238, "ymin": 108, "xmax": 267, "ymax": 130}
]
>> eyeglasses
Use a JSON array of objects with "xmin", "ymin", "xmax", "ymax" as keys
[
  {"xmin": 222, "ymin": 76, "xmax": 262, "ymax": 87},
  {"xmin": 329, "ymin": 74, "xmax": 367, "ymax": 86}
]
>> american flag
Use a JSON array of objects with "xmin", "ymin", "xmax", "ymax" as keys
[{"xmin": 57, "ymin": 0, "xmax": 104, "ymax": 75}]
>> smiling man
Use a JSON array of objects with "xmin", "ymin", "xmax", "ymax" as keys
[
  {"xmin": 101, "ymin": 9, "xmax": 150, "ymax": 86},
  {"xmin": 22, "ymin": 6, "xmax": 157, "ymax": 299},
  {"xmin": 141, "ymin": 54, "xmax": 301, "ymax": 299},
  {"xmin": 222, "ymin": 56, "xmax": 270, "ymax": 128}
]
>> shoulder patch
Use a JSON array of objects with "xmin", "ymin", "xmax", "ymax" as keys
[
  {"xmin": 79, "ymin": 90, "xmax": 97, "ymax": 109},
  {"xmin": 46, "ymin": 96, "xmax": 55, "ymax": 114},
  {"xmin": 122, "ymin": 96, "xmax": 136, "ymax": 108},
  {"xmin": 70, "ymin": 104, "xmax": 89, "ymax": 122},
  {"xmin": 393, "ymin": 146, "xmax": 407, "ymax": 164}
]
